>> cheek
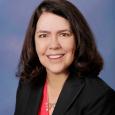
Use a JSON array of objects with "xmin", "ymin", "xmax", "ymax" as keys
[
  {"xmin": 35, "ymin": 41, "xmax": 46, "ymax": 57},
  {"xmin": 68, "ymin": 46, "xmax": 76, "ymax": 57},
  {"xmin": 63, "ymin": 41, "xmax": 76, "ymax": 54}
]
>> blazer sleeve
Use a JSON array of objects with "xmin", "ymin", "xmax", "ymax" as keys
[{"xmin": 85, "ymin": 89, "xmax": 115, "ymax": 115}]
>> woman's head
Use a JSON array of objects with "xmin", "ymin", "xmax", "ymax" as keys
[{"xmin": 17, "ymin": 0, "xmax": 103, "ymax": 82}]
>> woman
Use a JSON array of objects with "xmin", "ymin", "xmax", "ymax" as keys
[{"xmin": 14, "ymin": 0, "xmax": 115, "ymax": 115}]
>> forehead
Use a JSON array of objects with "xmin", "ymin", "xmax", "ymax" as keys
[{"xmin": 36, "ymin": 12, "xmax": 71, "ymax": 31}]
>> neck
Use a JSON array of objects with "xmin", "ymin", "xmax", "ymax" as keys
[{"xmin": 46, "ymin": 72, "xmax": 69, "ymax": 90}]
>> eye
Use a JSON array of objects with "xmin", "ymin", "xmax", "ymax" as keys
[
  {"xmin": 59, "ymin": 32, "xmax": 72, "ymax": 38},
  {"xmin": 38, "ymin": 34, "xmax": 48, "ymax": 38}
]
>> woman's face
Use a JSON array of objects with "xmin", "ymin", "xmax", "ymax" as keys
[{"xmin": 35, "ymin": 12, "xmax": 76, "ymax": 75}]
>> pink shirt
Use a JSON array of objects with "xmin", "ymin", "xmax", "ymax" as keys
[{"xmin": 38, "ymin": 82, "xmax": 49, "ymax": 115}]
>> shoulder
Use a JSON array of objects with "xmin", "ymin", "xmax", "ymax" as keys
[
  {"xmin": 79, "ymin": 76, "xmax": 115, "ymax": 114},
  {"xmin": 84, "ymin": 76, "xmax": 113, "ymax": 92},
  {"xmin": 82, "ymin": 76, "xmax": 115, "ymax": 100},
  {"xmin": 14, "ymin": 79, "xmax": 44, "ymax": 115},
  {"xmin": 84, "ymin": 76, "xmax": 114, "ymax": 94},
  {"xmin": 16, "ymin": 78, "xmax": 44, "ymax": 99}
]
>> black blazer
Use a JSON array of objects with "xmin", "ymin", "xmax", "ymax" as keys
[{"xmin": 14, "ymin": 75, "xmax": 115, "ymax": 115}]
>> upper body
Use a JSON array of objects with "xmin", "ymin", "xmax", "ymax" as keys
[
  {"xmin": 14, "ymin": 0, "xmax": 115, "ymax": 115},
  {"xmin": 14, "ymin": 74, "xmax": 115, "ymax": 115}
]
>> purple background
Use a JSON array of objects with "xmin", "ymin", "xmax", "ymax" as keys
[{"xmin": 0, "ymin": 0, "xmax": 115, "ymax": 115}]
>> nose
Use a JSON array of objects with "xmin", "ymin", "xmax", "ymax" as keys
[{"xmin": 49, "ymin": 36, "xmax": 61, "ymax": 50}]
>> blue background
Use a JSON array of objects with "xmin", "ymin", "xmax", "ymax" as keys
[{"xmin": 0, "ymin": 0, "xmax": 115, "ymax": 115}]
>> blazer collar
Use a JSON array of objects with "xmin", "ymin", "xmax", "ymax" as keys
[{"xmin": 52, "ymin": 75, "xmax": 85, "ymax": 115}]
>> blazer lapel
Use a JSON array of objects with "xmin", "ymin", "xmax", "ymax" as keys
[
  {"xmin": 53, "ymin": 75, "xmax": 85, "ymax": 115},
  {"xmin": 25, "ymin": 82, "xmax": 44, "ymax": 115}
]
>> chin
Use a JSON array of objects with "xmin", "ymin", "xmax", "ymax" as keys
[{"xmin": 46, "ymin": 68, "xmax": 68, "ymax": 75}]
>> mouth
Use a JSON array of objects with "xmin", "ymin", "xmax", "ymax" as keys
[{"xmin": 46, "ymin": 54, "xmax": 65, "ymax": 59}]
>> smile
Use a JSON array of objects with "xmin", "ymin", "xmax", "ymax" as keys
[{"xmin": 47, "ymin": 54, "xmax": 65, "ymax": 59}]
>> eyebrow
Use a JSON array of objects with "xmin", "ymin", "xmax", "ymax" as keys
[
  {"xmin": 36, "ymin": 30, "xmax": 50, "ymax": 34},
  {"xmin": 36, "ymin": 29, "xmax": 72, "ymax": 34}
]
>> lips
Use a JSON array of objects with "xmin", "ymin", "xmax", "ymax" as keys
[{"xmin": 47, "ymin": 54, "xmax": 65, "ymax": 59}]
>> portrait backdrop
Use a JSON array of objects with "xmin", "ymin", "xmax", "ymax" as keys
[{"xmin": 0, "ymin": 0, "xmax": 114, "ymax": 115}]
